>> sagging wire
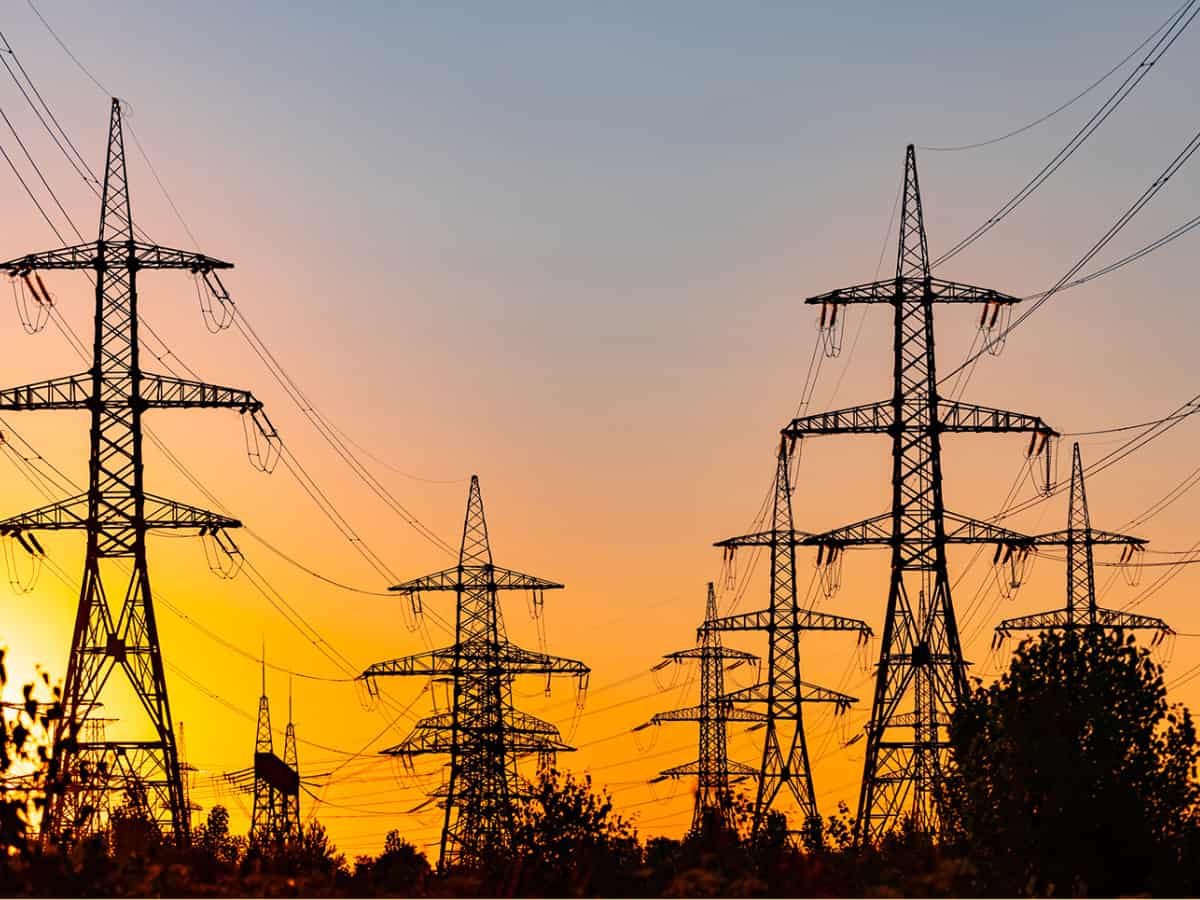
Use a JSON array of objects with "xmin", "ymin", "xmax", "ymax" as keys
[
  {"xmin": 194, "ymin": 269, "xmax": 235, "ymax": 333},
  {"xmin": 630, "ymin": 720, "xmax": 662, "ymax": 755},
  {"xmin": 816, "ymin": 543, "xmax": 844, "ymax": 600},
  {"xmin": 978, "ymin": 300, "xmax": 1013, "ymax": 357},
  {"xmin": 199, "ymin": 527, "xmax": 244, "ymax": 580},
  {"xmin": 992, "ymin": 544, "xmax": 1033, "ymax": 602},
  {"xmin": 2, "ymin": 529, "xmax": 44, "ymax": 594},
  {"xmin": 1119, "ymin": 543, "xmax": 1147, "ymax": 588},
  {"xmin": 11, "ymin": 271, "xmax": 50, "ymax": 334},
  {"xmin": 241, "ymin": 409, "xmax": 282, "ymax": 474},
  {"xmin": 817, "ymin": 300, "xmax": 846, "ymax": 358},
  {"xmin": 651, "ymin": 657, "xmax": 682, "ymax": 693},
  {"xmin": 399, "ymin": 589, "xmax": 424, "ymax": 633}
]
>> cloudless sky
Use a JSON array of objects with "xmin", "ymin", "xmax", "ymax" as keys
[{"xmin": 0, "ymin": 0, "xmax": 1196, "ymax": 855}]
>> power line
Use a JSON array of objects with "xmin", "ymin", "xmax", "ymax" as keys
[
  {"xmin": 918, "ymin": 1, "xmax": 1188, "ymax": 152},
  {"xmin": 933, "ymin": 0, "xmax": 1199, "ymax": 268},
  {"xmin": 942, "ymin": 122, "xmax": 1200, "ymax": 381}
]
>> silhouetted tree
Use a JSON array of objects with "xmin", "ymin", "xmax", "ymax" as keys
[
  {"xmin": 947, "ymin": 629, "xmax": 1200, "ymax": 896},
  {"xmin": 508, "ymin": 768, "xmax": 642, "ymax": 896}
]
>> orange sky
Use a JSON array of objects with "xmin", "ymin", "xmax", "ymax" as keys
[{"xmin": 0, "ymin": 0, "xmax": 1198, "ymax": 859}]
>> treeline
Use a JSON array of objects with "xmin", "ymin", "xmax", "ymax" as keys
[{"xmin": 3, "ymin": 629, "xmax": 1200, "ymax": 897}]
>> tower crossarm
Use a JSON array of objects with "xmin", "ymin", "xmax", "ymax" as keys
[
  {"xmin": 706, "ymin": 606, "xmax": 872, "ymax": 637},
  {"xmin": 785, "ymin": 400, "xmax": 892, "ymax": 436},
  {"xmin": 783, "ymin": 398, "xmax": 1056, "ymax": 440},
  {"xmin": 804, "ymin": 276, "xmax": 1021, "ymax": 306},
  {"xmin": 141, "ymin": 374, "xmax": 263, "ymax": 411},
  {"xmin": 939, "ymin": 400, "xmax": 1056, "ymax": 436},
  {"xmin": 646, "ymin": 704, "xmax": 766, "ymax": 726},
  {"xmin": 360, "ymin": 647, "xmax": 455, "ymax": 678},
  {"xmin": 0, "ymin": 373, "xmax": 91, "ymax": 409},
  {"xmin": 997, "ymin": 607, "xmax": 1173, "ymax": 636},
  {"xmin": 361, "ymin": 641, "xmax": 588, "ymax": 679},
  {"xmin": 493, "ymin": 641, "xmax": 590, "ymax": 676},
  {"xmin": 0, "ymin": 372, "xmax": 264, "ymax": 413},
  {"xmin": 390, "ymin": 564, "xmax": 563, "ymax": 593},
  {"xmin": 798, "ymin": 510, "xmax": 1033, "ymax": 548},
  {"xmin": 382, "ymin": 709, "xmax": 573, "ymax": 757},
  {"xmin": 2, "ymin": 242, "xmax": 232, "ymax": 273},
  {"xmin": 714, "ymin": 528, "xmax": 811, "ymax": 548},
  {"xmin": 0, "ymin": 492, "xmax": 240, "ymax": 534},
  {"xmin": 660, "ymin": 759, "xmax": 759, "ymax": 779},
  {"xmin": 1031, "ymin": 528, "xmax": 1147, "ymax": 547},
  {"xmin": 663, "ymin": 645, "xmax": 758, "ymax": 664},
  {"xmin": 723, "ymin": 679, "xmax": 856, "ymax": 713}
]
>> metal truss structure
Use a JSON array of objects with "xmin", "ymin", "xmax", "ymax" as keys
[
  {"xmin": 996, "ymin": 442, "xmax": 1171, "ymax": 641},
  {"xmin": 707, "ymin": 441, "xmax": 871, "ymax": 834},
  {"xmin": 0, "ymin": 99, "xmax": 271, "ymax": 843},
  {"xmin": 361, "ymin": 476, "xmax": 589, "ymax": 869},
  {"xmin": 638, "ymin": 582, "xmax": 764, "ymax": 834},
  {"xmin": 782, "ymin": 146, "xmax": 1057, "ymax": 839}
]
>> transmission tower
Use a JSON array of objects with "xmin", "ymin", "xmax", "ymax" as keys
[
  {"xmin": 0, "ymin": 99, "xmax": 270, "ymax": 843},
  {"xmin": 781, "ymin": 146, "xmax": 1058, "ymax": 838},
  {"xmin": 637, "ymin": 582, "xmax": 764, "ymax": 835},
  {"xmin": 995, "ymin": 442, "xmax": 1171, "ymax": 642},
  {"xmin": 361, "ymin": 475, "xmax": 590, "ymax": 869},
  {"xmin": 248, "ymin": 663, "xmax": 300, "ymax": 845},
  {"xmin": 706, "ymin": 440, "xmax": 872, "ymax": 834}
]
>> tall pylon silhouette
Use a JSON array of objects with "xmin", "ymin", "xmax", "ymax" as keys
[
  {"xmin": 782, "ymin": 146, "xmax": 1057, "ymax": 838},
  {"xmin": 996, "ymin": 442, "xmax": 1172, "ymax": 642},
  {"xmin": 361, "ymin": 476, "xmax": 590, "ymax": 869},
  {"xmin": 0, "ymin": 99, "xmax": 271, "ymax": 843},
  {"xmin": 637, "ymin": 582, "xmax": 764, "ymax": 835},
  {"xmin": 707, "ymin": 440, "xmax": 871, "ymax": 835}
]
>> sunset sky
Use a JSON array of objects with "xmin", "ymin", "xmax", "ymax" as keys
[{"xmin": 0, "ymin": 0, "xmax": 1197, "ymax": 856}]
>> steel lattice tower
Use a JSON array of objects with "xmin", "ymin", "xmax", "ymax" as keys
[
  {"xmin": 0, "ymin": 99, "xmax": 268, "ymax": 843},
  {"xmin": 996, "ymin": 442, "xmax": 1171, "ymax": 642},
  {"xmin": 638, "ymin": 582, "xmax": 763, "ymax": 835},
  {"xmin": 782, "ymin": 146, "xmax": 1057, "ymax": 838},
  {"xmin": 707, "ymin": 441, "xmax": 872, "ymax": 834},
  {"xmin": 361, "ymin": 476, "xmax": 590, "ymax": 869}
]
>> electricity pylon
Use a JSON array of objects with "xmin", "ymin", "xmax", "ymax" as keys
[
  {"xmin": 0, "ymin": 99, "xmax": 270, "ymax": 843},
  {"xmin": 637, "ymin": 582, "xmax": 764, "ymax": 835},
  {"xmin": 361, "ymin": 476, "xmax": 590, "ymax": 869},
  {"xmin": 995, "ymin": 442, "xmax": 1172, "ymax": 642},
  {"xmin": 782, "ymin": 146, "xmax": 1057, "ymax": 839},
  {"xmin": 706, "ymin": 440, "xmax": 872, "ymax": 835},
  {"xmin": 224, "ymin": 666, "xmax": 307, "ymax": 844}
]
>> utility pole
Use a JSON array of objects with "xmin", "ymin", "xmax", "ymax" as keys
[
  {"xmin": 637, "ymin": 582, "xmax": 763, "ymax": 835},
  {"xmin": 361, "ymin": 476, "xmax": 590, "ymax": 869},
  {"xmin": 707, "ymin": 440, "xmax": 872, "ymax": 835},
  {"xmin": 996, "ymin": 442, "xmax": 1171, "ymax": 642},
  {"xmin": 0, "ymin": 99, "xmax": 272, "ymax": 843},
  {"xmin": 781, "ymin": 146, "xmax": 1057, "ymax": 839}
]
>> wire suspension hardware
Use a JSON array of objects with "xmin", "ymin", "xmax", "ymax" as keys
[
  {"xmin": 360, "ymin": 477, "xmax": 590, "ymax": 869},
  {"xmin": 0, "ymin": 99, "xmax": 272, "ymax": 845},
  {"xmin": 782, "ymin": 146, "xmax": 1057, "ymax": 840}
]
